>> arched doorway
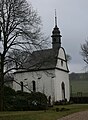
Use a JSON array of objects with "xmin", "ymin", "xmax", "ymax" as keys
[{"xmin": 61, "ymin": 82, "xmax": 65, "ymax": 100}]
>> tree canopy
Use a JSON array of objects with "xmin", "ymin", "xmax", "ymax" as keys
[
  {"xmin": 0, "ymin": 0, "xmax": 46, "ymax": 73},
  {"xmin": 0, "ymin": 0, "xmax": 47, "ymax": 111},
  {"xmin": 81, "ymin": 40, "xmax": 88, "ymax": 65}
]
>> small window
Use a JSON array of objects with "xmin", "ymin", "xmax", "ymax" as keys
[
  {"xmin": 61, "ymin": 60, "xmax": 63, "ymax": 66},
  {"xmin": 32, "ymin": 81, "xmax": 36, "ymax": 92},
  {"xmin": 20, "ymin": 81, "xmax": 23, "ymax": 92}
]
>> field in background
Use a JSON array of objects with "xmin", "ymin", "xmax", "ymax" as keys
[
  {"xmin": 70, "ymin": 73, "xmax": 88, "ymax": 97},
  {"xmin": 70, "ymin": 80, "xmax": 88, "ymax": 97},
  {"xmin": 0, "ymin": 104, "xmax": 88, "ymax": 120}
]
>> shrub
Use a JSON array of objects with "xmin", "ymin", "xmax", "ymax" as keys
[
  {"xmin": 4, "ymin": 86, "xmax": 16, "ymax": 110},
  {"xmin": 54, "ymin": 99, "xmax": 68, "ymax": 105},
  {"xmin": 70, "ymin": 97, "xmax": 88, "ymax": 103},
  {"xmin": 12, "ymin": 95, "xmax": 29, "ymax": 111},
  {"xmin": 28, "ymin": 92, "xmax": 47, "ymax": 110},
  {"xmin": 4, "ymin": 86, "xmax": 16, "ymax": 96},
  {"xmin": 4, "ymin": 87, "xmax": 47, "ymax": 111}
]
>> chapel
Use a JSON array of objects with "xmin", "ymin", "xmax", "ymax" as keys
[{"xmin": 13, "ymin": 13, "xmax": 70, "ymax": 103}]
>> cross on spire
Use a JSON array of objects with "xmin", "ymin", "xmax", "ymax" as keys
[{"xmin": 55, "ymin": 9, "xmax": 57, "ymax": 27}]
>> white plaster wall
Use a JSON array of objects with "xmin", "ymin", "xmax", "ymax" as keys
[
  {"xmin": 54, "ymin": 47, "xmax": 70, "ymax": 101},
  {"xmin": 56, "ymin": 59, "xmax": 67, "ymax": 70},
  {"xmin": 13, "ymin": 69, "xmax": 70, "ymax": 102},
  {"xmin": 58, "ymin": 48, "xmax": 66, "ymax": 60},
  {"xmin": 55, "ymin": 69, "xmax": 70, "ymax": 101},
  {"xmin": 56, "ymin": 47, "xmax": 68, "ymax": 71},
  {"xmin": 13, "ymin": 70, "xmax": 55, "ymax": 101}
]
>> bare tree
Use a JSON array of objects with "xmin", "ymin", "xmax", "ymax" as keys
[
  {"xmin": 81, "ymin": 40, "xmax": 88, "ymax": 65},
  {"xmin": 66, "ymin": 54, "xmax": 71, "ymax": 62},
  {"xmin": 0, "ymin": 0, "xmax": 47, "ymax": 111}
]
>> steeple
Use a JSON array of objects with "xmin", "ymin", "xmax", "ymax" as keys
[
  {"xmin": 55, "ymin": 9, "xmax": 57, "ymax": 27},
  {"xmin": 51, "ymin": 10, "xmax": 62, "ymax": 50}
]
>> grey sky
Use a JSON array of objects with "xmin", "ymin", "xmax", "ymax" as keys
[{"xmin": 28, "ymin": 0, "xmax": 88, "ymax": 73}]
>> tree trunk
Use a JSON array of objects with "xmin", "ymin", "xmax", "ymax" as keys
[
  {"xmin": 0, "ymin": 80, "xmax": 4, "ymax": 111},
  {"xmin": 0, "ymin": 54, "xmax": 4, "ymax": 111}
]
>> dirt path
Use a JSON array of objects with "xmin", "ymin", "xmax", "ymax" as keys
[{"xmin": 58, "ymin": 111, "xmax": 88, "ymax": 120}]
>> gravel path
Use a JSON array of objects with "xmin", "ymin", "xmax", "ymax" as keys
[{"xmin": 57, "ymin": 111, "xmax": 88, "ymax": 120}]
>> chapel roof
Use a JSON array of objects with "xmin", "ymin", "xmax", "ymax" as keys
[
  {"xmin": 15, "ymin": 12, "xmax": 69, "ymax": 73},
  {"xmin": 22, "ymin": 48, "xmax": 58, "ymax": 71}
]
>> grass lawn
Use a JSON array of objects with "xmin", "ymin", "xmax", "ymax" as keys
[{"xmin": 0, "ymin": 104, "xmax": 88, "ymax": 120}]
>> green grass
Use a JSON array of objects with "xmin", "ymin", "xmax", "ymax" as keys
[{"xmin": 0, "ymin": 104, "xmax": 88, "ymax": 120}]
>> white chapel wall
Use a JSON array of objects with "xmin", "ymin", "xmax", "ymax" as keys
[
  {"xmin": 58, "ymin": 47, "xmax": 66, "ymax": 60},
  {"xmin": 56, "ymin": 48, "xmax": 68, "ymax": 71},
  {"xmin": 55, "ymin": 69, "xmax": 70, "ymax": 101},
  {"xmin": 13, "ymin": 70, "xmax": 55, "ymax": 101},
  {"xmin": 54, "ymin": 47, "xmax": 70, "ymax": 101}
]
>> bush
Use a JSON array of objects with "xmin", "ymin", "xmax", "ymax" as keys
[
  {"xmin": 54, "ymin": 99, "xmax": 68, "ymax": 105},
  {"xmin": 4, "ymin": 87, "xmax": 47, "ymax": 111},
  {"xmin": 70, "ymin": 97, "xmax": 88, "ymax": 103},
  {"xmin": 28, "ymin": 92, "xmax": 47, "ymax": 110},
  {"xmin": 4, "ymin": 86, "xmax": 16, "ymax": 110},
  {"xmin": 12, "ymin": 95, "xmax": 29, "ymax": 111},
  {"xmin": 4, "ymin": 86, "xmax": 16, "ymax": 96}
]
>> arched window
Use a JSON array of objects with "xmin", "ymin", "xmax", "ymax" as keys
[
  {"xmin": 61, "ymin": 60, "xmax": 63, "ymax": 66},
  {"xmin": 20, "ymin": 81, "xmax": 23, "ymax": 92},
  {"xmin": 61, "ymin": 82, "xmax": 65, "ymax": 100},
  {"xmin": 48, "ymin": 96, "xmax": 51, "ymax": 105},
  {"xmin": 32, "ymin": 81, "xmax": 36, "ymax": 92}
]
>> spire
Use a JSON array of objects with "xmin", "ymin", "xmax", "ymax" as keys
[
  {"xmin": 55, "ymin": 9, "xmax": 57, "ymax": 27},
  {"xmin": 51, "ymin": 10, "xmax": 62, "ymax": 50}
]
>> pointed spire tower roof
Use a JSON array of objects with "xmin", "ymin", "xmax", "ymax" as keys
[
  {"xmin": 55, "ymin": 9, "xmax": 57, "ymax": 27},
  {"xmin": 51, "ymin": 10, "xmax": 62, "ymax": 50}
]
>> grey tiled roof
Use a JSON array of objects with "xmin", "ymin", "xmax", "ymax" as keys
[{"xmin": 23, "ymin": 49, "xmax": 58, "ymax": 71}]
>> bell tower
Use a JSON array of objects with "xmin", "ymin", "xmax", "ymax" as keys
[{"xmin": 51, "ymin": 10, "xmax": 62, "ymax": 50}]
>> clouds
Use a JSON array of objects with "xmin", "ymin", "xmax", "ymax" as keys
[{"xmin": 28, "ymin": 0, "xmax": 88, "ymax": 73}]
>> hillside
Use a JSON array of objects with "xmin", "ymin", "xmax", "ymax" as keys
[{"xmin": 69, "ymin": 73, "xmax": 88, "ymax": 97}]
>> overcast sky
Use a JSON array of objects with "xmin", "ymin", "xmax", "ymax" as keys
[{"xmin": 28, "ymin": 0, "xmax": 88, "ymax": 73}]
